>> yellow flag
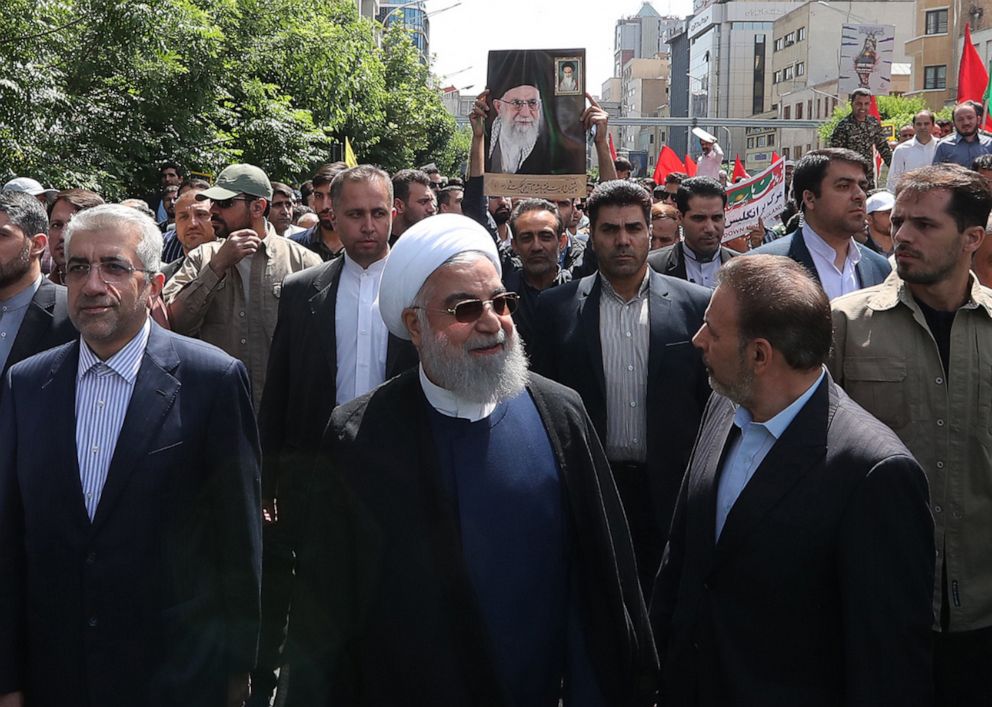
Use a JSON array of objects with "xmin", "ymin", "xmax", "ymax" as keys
[{"xmin": 344, "ymin": 137, "xmax": 358, "ymax": 168}]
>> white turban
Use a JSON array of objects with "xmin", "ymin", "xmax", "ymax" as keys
[{"xmin": 378, "ymin": 213, "xmax": 502, "ymax": 340}]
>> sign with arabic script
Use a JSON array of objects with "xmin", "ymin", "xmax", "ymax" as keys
[{"xmin": 723, "ymin": 158, "xmax": 787, "ymax": 241}]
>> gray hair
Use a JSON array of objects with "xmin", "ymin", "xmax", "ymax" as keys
[
  {"xmin": 0, "ymin": 191, "xmax": 49, "ymax": 238},
  {"xmin": 64, "ymin": 204, "xmax": 163, "ymax": 273}
]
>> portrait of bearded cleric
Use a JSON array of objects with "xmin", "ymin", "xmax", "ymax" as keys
[{"xmin": 484, "ymin": 49, "xmax": 586, "ymax": 179}]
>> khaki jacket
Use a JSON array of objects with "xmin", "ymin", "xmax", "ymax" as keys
[
  {"xmin": 830, "ymin": 272, "xmax": 992, "ymax": 631},
  {"xmin": 162, "ymin": 225, "xmax": 321, "ymax": 406}
]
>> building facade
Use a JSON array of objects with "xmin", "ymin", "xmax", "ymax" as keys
[{"xmin": 378, "ymin": 1, "xmax": 430, "ymax": 62}]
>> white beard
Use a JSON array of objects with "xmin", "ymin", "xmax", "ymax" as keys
[
  {"xmin": 490, "ymin": 114, "xmax": 542, "ymax": 173},
  {"xmin": 417, "ymin": 313, "xmax": 529, "ymax": 405}
]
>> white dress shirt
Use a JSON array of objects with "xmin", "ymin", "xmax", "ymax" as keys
[
  {"xmin": 802, "ymin": 224, "xmax": 862, "ymax": 300},
  {"xmin": 683, "ymin": 245, "xmax": 722, "ymax": 289},
  {"xmin": 419, "ymin": 364, "xmax": 497, "ymax": 422},
  {"xmin": 696, "ymin": 142, "xmax": 724, "ymax": 179},
  {"xmin": 886, "ymin": 136, "xmax": 938, "ymax": 191},
  {"xmin": 75, "ymin": 319, "xmax": 151, "ymax": 519},
  {"xmin": 335, "ymin": 253, "xmax": 389, "ymax": 405}
]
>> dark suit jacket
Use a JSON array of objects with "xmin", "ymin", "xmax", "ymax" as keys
[
  {"xmin": 530, "ymin": 271, "xmax": 711, "ymax": 585},
  {"xmin": 748, "ymin": 227, "xmax": 891, "ymax": 288},
  {"xmin": 648, "ymin": 242, "xmax": 738, "ymax": 283},
  {"xmin": 1, "ymin": 279, "xmax": 76, "ymax": 379},
  {"xmin": 0, "ymin": 323, "xmax": 262, "ymax": 707},
  {"xmin": 258, "ymin": 257, "xmax": 418, "ymax": 503},
  {"xmin": 281, "ymin": 370, "xmax": 658, "ymax": 706},
  {"xmin": 651, "ymin": 376, "xmax": 935, "ymax": 707}
]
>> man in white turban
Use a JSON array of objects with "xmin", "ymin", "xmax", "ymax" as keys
[{"xmin": 281, "ymin": 213, "xmax": 658, "ymax": 707}]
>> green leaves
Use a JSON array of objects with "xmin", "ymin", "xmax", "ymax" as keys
[{"xmin": 0, "ymin": 0, "xmax": 464, "ymax": 198}]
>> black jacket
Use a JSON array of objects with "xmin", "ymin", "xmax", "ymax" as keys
[
  {"xmin": 1, "ymin": 279, "xmax": 76, "ymax": 379},
  {"xmin": 281, "ymin": 370, "xmax": 658, "ymax": 706},
  {"xmin": 648, "ymin": 242, "xmax": 738, "ymax": 283}
]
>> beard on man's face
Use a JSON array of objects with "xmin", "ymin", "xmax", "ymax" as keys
[
  {"xmin": 417, "ymin": 312, "xmax": 529, "ymax": 405},
  {"xmin": 0, "ymin": 238, "xmax": 32, "ymax": 288}
]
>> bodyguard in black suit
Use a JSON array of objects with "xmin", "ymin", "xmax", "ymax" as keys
[
  {"xmin": 648, "ymin": 176, "xmax": 738, "ymax": 288},
  {"xmin": 749, "ymin": 148, "xmax": 891, "ymax": 296},
  {"xmin": 252, "ymin": 166, "xmax": 417, "ymax": 705},
  {"xmin": 0, "ymin": 205, "xmax": 261, "ymax": 707},
  {"xmin": 0, "ymin": 192, "xmax": 76, "ymax": 380},
  {"xmin": 531, "ymin": 181, "xmax": 711, "ymax": 591},
  {"xmin": 652, "ymin": 255, "xmax": 934, "ymax": 706}
]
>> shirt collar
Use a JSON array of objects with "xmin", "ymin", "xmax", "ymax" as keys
[
  {"xmin": 867, "ymin": 271, "xmax": 992, "ymax": 319},
  {"xmin": 683, "ymin": 244, "xmax": 719, "ymax": 264},
  {"xmin": 418, "ymin": 364, "xmax": 497, "ymax": 422},
  {"xmin": 600, "ymin": 268, "xmax": 650, "ymax": 303},
  {"xmin": 77, "ymin": 318, "xmax": 151, "ymax": 384},
  {"xmin": 342, "ymin": 250, "xmax": 387, "ymax": 276},
  {"xmin": 803, "ymin": 223, "xmax": 862, "ymax": 267},
  {"xmin": 733, "ymin": 368, "xmax": 825, "ymax": 438},
  {"xmin": 0, "ymin": 275, "xmax": 43, "ymax": 309}
]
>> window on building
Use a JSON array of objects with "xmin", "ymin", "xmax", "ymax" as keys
[
  {"xmin": 795, "ymin": 145, "xmax": 803, "ymax": 159},
  {"xmin": 783, "ymin": 147, "xmax": 791, "ymax": 159},
  {"xmin": 774, "ymin": 70, "xmax": 783, "ymax": 83},
  {"xmin": 757, "ymin": 136, "xmax": 766, "ymax": 147},
  {"xmin": 924, "ymin": 65, "xmax": 947, "ymax": 89},
  {"xmin": 748, "ymin": 137, "xmax": 755, "ymax": 149},
  {"xmin": 798, "ymin": 27, "xmax": 806, "ymax": 41},
  {"xmin": 795, "ymin": 102, "xmax": 803, "ymax": 119},
  {"xmin": 796, "ymin": 62, "xmax": 805, "ymax": 76},
  {"xmin": 925, "ymin": 9, "xmax": 948, "ymax": 35},
  {"xmin": 807, "ymin": 100, "xmax": 813, "ymax": 117},
  {"xmin": 784, "ymin": 105, "xmax": 791, "ymax": 119},
  {"xmin": 774, "ymin": 37, "xmax": 784, "ymax": 51},
  {"xmin": 785, "ymin": 31, "xmax": 796, "ymax": 46},
  {"xmin": 816, "ymin": 98, "xmax": 821, "ymax": 119},
  {"xmin": 783, "ymin": 66, "xmax": 793, "ymax": 80},
  {"xmin": 768, "ymin": 133, "xmax": 775, "ymax": 146}
]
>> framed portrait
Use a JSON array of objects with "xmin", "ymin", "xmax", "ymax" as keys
[
  {"xmin": 554, "ymin": 57, "xmax": 582, "ymax": 96},
  {"xmin": 484, "ymin": 48, "xmax": 587, "ymax": 199}
]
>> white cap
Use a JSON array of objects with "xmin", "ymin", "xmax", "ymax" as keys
[
  {"xmin": 2, "ymin": 177, "xmax": 57, "ymax": 200},
  {"xmin": 866, "ymin": 191, "xmax": 895, "ymax": 214},
  {"xmin": 692, "ymin": 127, "xmax": 717, "ymax": 143},
  {"xmin": 377, "ymin": 214, "xmax": 502, "ymax": 340}
]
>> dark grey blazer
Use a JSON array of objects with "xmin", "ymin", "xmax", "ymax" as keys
[
  {"xmin": 748, "ymin": 227, "xmax": 891, "ymax": 288},
  {"xmin": 1, "ymin": 278, "xmax": 76, "ymax": 379},
  {"xmin": 648, "ymin": 242, "xmax": 739, "ymax": 283}
]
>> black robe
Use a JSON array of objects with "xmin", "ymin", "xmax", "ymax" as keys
[{"xmin": 281, "ymin": 369, "xmax": 658, "ymax": 706}]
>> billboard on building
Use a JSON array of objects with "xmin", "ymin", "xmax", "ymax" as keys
[{"xmin": 838, "ymin": 24, "xmax": 896, "ymax": 96}]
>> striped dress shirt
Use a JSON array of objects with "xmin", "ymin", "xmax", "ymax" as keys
[
  {"xmin": 75, "ymin": 319, "xmax": 151, "ymax": 519},
  {"xmin": 599, "ymin": 272, "xmax": 650, "ymax": 463}
]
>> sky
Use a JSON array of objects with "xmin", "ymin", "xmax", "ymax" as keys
[{"xmin": 429, "ymin": 0, "xmax": 694, "ymax": 99}]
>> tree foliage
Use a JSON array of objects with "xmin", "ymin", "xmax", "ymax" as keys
[{"xmin": 0, "ymin": 0, "xmax": 461, "ymax": 198}]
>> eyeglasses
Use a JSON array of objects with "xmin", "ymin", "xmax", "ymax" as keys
[
  {"xmin": 65, "ymin": 260, "xmax": 153, "ymax": 285},
  {"xmin": 213, "ymin": 196, "xmax": 256, "ymax": 209},
  {"xmin": 502, "ymin": 98, "xmax": 541, "ymax": 110},
  {"xmin": 659, "ymin": 192, "xmax": 677, "ymax": 202},
  {"xmin": 417, "ymin": 293, "xmax": 519, "ymax": 323}
]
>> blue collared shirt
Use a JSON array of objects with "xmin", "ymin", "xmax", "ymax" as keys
[
  {"xmin": 0, "ymin": 276, "xmax": 42, "ymax": 372},
  {"xmin": 932, "ymin": 132, "xmax": 992, "ymax": 168},
  {"xmin": 715, "ymin": 368, "xmax": 825, "ymax": 539},
  {"xmin": 75, "ymin": 319, "xmax": 151, "ymax": 519}
]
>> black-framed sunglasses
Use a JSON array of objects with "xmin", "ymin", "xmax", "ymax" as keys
[
  {"xmin": 213, "ymin": 196, "xmax": 256, "ymax": 209},
  {"xmin": 417, "ymin": 293, "xmax": 519, "ymax": 323}
]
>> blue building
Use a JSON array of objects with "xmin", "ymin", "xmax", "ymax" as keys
[{"xmin": 378, "ymin": 1, "xmax": 430, "ymax": 63}]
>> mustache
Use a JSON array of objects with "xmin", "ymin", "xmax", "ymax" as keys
[{"xmin": 465, "ymin": 329, "xmax": 506, "ymax": 352}]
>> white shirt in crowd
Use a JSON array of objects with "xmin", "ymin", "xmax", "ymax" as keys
[
  {"xmin": 886, "ymin": 136, "xmax": 938, "ymax": 191},
  {"xmin": 802, "ymin": 224, "xmax": 862, "ymax": 301},
  {"xmin": 335, "ymin": 253, "xmax": 389, "ymax": 405},
  {"xmin": 696, "ymin": 142, "xmax": 725, "ymax": 179}
]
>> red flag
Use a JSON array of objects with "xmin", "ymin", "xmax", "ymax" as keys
[
  {"xmin": 959, "ymin": 24, "xmax": 990, "ymax": 104},
  {"xmin": 868, "ymin": 95, "xmax": 882, "ymax": 121},
  {"xmin": 873, "ymin": 146, "xmax": 883, "ymax": 185},
  {"xmin": 608, "ymin": 133, "xmax": 618, "ymax": 162},
  {"xmin": 732, "ymin": 155, "xmax": 749, "ymax": 182},
  {"xmin": 652, "ymin": 146, "xmax": 686, "ymax": 184},
  {"xmin": 771, "ymin": 151, "xmax": 781, "ymax": 163},
  {"xmin": 684, "ymin": 153, "xmax": 698, "ymax": 176}
]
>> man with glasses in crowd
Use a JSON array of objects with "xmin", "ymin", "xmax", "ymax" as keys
[{"xmin": 163, "ymin": 164, "xmax": 320, "ymax": 407}]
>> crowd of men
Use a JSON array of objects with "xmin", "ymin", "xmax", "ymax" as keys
[{"xmin": 0, "ymin": 89, "xmax": 990, "ymax": 707}]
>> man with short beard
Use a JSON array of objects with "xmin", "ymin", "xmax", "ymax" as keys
[
  {"xmin": 390, "ymin": 169, "xmax": 436, "ymax": 244},
  {"xmin": 530, "ymin": 180, "xmax": 711, "ymax": 594},
  {"xmin": 291, "ymin": 162, "xmax": 348, "ymax": 261},
  {"xmin": 282, "ymin": 214, "xmax": 657, "ymax": 707},
  {"xmin": 933, "ymin": 101, "xmax": 992, "ymax": 168},
  {"xmin": 0, "ymin": 192, "xmax": 75, "ymax": 379},
  {"xmin": 653, "ymin": 254, "xmax": 934, "ymax": 706},
  {"xmin": 830, "ymin": 163, "xmax": 992, "ymax": 706}
]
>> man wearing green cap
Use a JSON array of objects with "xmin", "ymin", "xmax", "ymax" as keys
[{"xmin": 163, "ymin": 164, "xmax": 320, "ymax": 406}]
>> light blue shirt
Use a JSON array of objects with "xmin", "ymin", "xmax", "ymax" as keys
[
  {"xmin": 75, "ymin": 319, "xmax": 150, "ymax": 519},
  {"xmin": 715, "ymin": 368, "xmax": 825, "ymax": 539},
  {"xmin": 0, "ymin": 276, "xmax": 42, "ymax": 372}
]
